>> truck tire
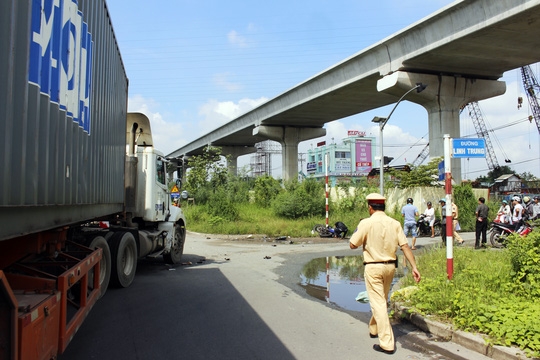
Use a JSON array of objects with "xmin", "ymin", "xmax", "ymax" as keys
[
  {"xmin": 164, "ymin": 224, "xmax": 186, "ymax": 264},
  {"xmin": 86, "ymin": 236, "xmax": 111, "ymax": 298},
  {"xmin": 109, "ymin": 231, "xmax": 138, "ymax": 288}
]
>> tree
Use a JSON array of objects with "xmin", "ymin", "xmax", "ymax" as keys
[
  {"xmin": 485, "ymin": 165, "xmax": 513, "ymax": 183},
  {"xmin": 389, "ymin": 157, "xmax": 442, "ymax": 188},
  {"xmin": 185, "ymin": 146, "xmax": 229, "ymax": 200},
  {"xmin": 520, "ymin": 171, "xmax": 540, "ymax": 190}
]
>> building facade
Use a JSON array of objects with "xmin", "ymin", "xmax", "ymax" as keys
[{"xmin": 306, "ymin": 131, "xmax": 376, "ymax": 184}]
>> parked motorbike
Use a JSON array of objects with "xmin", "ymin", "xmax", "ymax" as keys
[
  {"xmin": 416, "ymin": 214, "xmax": 442, "ymax": 237},
  {"xmin": 489, "ymin": 220, "xmax": 533, "ymax": 248}
]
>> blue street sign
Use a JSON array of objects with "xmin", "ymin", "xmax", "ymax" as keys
[
  {"xmin": 452, "ymin": 138, "xmax": 486, "ymax": 158},
  {"xmin": 438, "ymin": 160, "xmax": 445, "ymax": 181}
]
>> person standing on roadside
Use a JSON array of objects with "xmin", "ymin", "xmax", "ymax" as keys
[
  {"xmin": 475, "ymin": 197, "xmax": 489, "ymax": 249},
  {"xmin": 401, "ymin": 198, "xmax": 419, "ymax": 250},
  {"xmin": 349, "ymin": 193, "xmax": 421, "ymax": 355},
  {"xmin": 452, "ymin": 202, "xmax": 464, "ymax": 245},
  {"xmin": 439, "ymin": 199, "xmax": 447, "ymax": 243},
  {"xmin": 423, "ymin": 202, "xmax": 435, "ymax": 237}
]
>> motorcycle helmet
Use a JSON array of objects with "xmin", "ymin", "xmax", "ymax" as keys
[
  {"xmin": 502, "ymin": 199, "xmax": 508, "ymax": 204},
  {"xmin": 523, "ymin": 196, "xmax": 530, "ymax": 203},
  {"xmin": 513, "ymin": 196, "xmax": 521, "ymax": 203},
  {"xmin": 535, "ymin": 196, "xmax": 540, "ymax": 201},
  {"xmin": 407, "ymin": 197, "xmax": 413, "ymax": 204},
  {"xmin": 439, "ymin": 198, "xmax": 446, "ymax": 203}
]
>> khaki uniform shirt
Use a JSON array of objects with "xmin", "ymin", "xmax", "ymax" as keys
[
  {"xmin": 349, "ymin": 211, "xmax": 408, "ymax": 263},
  {"xmin": 452, "ymin": 203, "xmax": 459, "ymax": 220}
]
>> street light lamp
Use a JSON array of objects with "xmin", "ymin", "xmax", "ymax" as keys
[{"xmin": 372, "ymin": 82, "xmax": 427, "ymax": 195}]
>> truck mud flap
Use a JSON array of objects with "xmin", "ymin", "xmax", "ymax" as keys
[{"xmin": 0, "ymin": 270, "xmax": 18, "ymax": 360}]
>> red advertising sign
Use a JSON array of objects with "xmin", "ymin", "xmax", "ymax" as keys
[{"xmin": 355, "ymin": 139, "xmax": 372, "ymax": 174}]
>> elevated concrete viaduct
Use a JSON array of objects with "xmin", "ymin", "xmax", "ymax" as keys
[{"xmin": 168, "ymin": 0, "xmax": 540, "ymax": 183}]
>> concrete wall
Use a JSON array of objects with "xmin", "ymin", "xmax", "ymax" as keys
[{"xmin": 331, "ymin": 186, "xmax": 489, "ymax": 213}]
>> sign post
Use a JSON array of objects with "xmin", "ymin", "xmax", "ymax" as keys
[
  {"xmin": 443, "ymin": 135, "xmax": 454, "ymax": 280},
  {"xmin": 444, "ymin": 137, "xmax": 486, "ymax": 280}
]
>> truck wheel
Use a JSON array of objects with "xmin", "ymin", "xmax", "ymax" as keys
[
  {"xmin": 164, "ymin": 224, "xmax": 186, "ymax": 264},
  {"xmin": 86, "ymin": 236, "xmax": 111, "ymax": 298},
  {"xmin": 109, "ymin": 231, "xmax": 138, "ymax": 288}
]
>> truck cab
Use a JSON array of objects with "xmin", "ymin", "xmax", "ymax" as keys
[{"xmin": 126, "ymin": 113, "xmax": 187, "ymax": 265}]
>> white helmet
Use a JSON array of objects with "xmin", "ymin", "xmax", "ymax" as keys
[
  {"xmin": 513, "ymin": 196, "xmax": 521, "ymax": 203},
  {"xmin": 523, "ymin": 196, "xmax": 530, "ymax": 203}
]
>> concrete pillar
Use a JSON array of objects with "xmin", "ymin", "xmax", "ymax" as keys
[
  {"xmin": 220, "ymin": 146, "xmax": 258, "ymax": 175},
  {"xmin": 253, "ymin": 126, "xmax": 326, "ymax": 181},
  {"xmin": 377, "ymin": 71, "xmax": 506, "ymax": 183}
]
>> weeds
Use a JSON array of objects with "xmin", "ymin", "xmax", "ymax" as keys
[{"xmin": 395, "ymin": 234, "xmax": 540, "ymax": 358}]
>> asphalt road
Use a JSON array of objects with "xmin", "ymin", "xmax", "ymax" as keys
[{"xmin": 59, "ymin": 231, "xmax": 489, "ymax": 360}]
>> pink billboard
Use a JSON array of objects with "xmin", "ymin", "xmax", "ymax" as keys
[{"xmin": 355, "ymin": 139, "xmax": 373, "ymax": 174}]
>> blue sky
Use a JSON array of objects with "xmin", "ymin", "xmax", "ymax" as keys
[{"xmin": 106, "ymin": 0, "xmax": 540, "ymax": 180}]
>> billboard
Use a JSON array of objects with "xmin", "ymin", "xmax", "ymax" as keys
[{"xmin": 355, "ymin": 139, "xmax": 373, "ymax": 175}]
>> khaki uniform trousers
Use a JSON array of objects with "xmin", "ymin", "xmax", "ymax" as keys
[
  {"xmin": 453, "ymin": 219, "xmax": 463, "ymax": 242},
  {"xmin": 364, "ymin": 263, "xmax": 396, "ymax": 351}
]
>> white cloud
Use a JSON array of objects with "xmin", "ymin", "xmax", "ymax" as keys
[
  {"xmin": 213, "ymin": 72, "xmax": 242, "ymax": 92},
  {"xmin": 197, "ymin": 97, "xmax": 268, "ymax": 135},
  {"xmin": 227, "ymin": 30, "xmax": 249, "ymax": 48}
]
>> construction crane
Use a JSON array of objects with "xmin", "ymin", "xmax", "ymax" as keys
[
  {"xmin": 412, "ymin": 101, "xmax": 508, "ymax": 171},
  {"xmin": 412, "ymin": 143, "xmax": 430, "ymax": 167},
  {"xmin": 520, "ymin": 65, "xmax": 540, "ymax": 134},
  {"xmin": 464, "ymin": 101, "xmax": 508, "ymax": 170}
]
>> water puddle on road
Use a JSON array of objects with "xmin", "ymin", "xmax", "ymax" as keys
[{"xmin": 299, "ymin": 255, "xmax": 407, "ymax": 312}]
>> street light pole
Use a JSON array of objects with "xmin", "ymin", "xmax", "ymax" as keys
[{"xmin": 372, "ymin": 82, "xmax": 427, "ymax": 195}]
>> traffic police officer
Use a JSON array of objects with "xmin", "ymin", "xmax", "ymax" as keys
[{"xmin": 349, "ymin": 193, "xmax": 421, "ymax": 355}]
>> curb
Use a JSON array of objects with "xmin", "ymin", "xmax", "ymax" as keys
[{"xmin": 392, "ymin": 304, "xmax": 534, "ymax": 359}]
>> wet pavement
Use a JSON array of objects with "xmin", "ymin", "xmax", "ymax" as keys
[{"xmin": 299, "ymin": 255, "xmax": 407, "ymax": 312}]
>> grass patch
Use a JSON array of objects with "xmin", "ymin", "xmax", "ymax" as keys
[
  {"xmin": 183, "ymin": 203, "xmax": 376, "ymax": 237},
  {"xmin": 184, "ymin": 203, "xmax": 334, "ymax": 237},
  {"xmin": 394, "ymin": 244, "xmax": 540, "ymax": 357}
]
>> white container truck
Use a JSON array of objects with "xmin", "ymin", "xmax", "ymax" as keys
[{"xmin": 0, "ymin": 1, "xmax": 186, "ymax": 358}]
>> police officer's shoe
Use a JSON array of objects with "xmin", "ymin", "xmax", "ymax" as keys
[{"xmin": 373, "ymin": 344, "xmax": 396, "ymax": 354}]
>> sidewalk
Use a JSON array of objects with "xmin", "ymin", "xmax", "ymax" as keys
[{"xmin": 395, "ymin": 231, "xmax": 535, "ymax": 360}]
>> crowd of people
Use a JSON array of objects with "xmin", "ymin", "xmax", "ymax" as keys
[
  {"xmin": 400, "ymin": 194, "xmax": 540, "ymax": 249},
  {"xmin": 495, "ymin": 195, "xmax": 540, "ymax": 226}
]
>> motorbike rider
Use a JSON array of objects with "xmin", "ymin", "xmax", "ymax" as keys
[
  {"xmin": 533, "ymin": 196, "xmax": 540, "ymax": 220},
  {"xmin": 423, "ymin": 201, "xmax": 435, "ymax": 237},
  {"xmin": 511, "ymin": 196, "xmax": 524, "ymax": 231},
  {"xmin": 496, "ymin": 199, "xmax": 511, "ymax": 224},
  {"xmin": 523, "ymin": 196, "xmax": 534, "ymax": 220}
]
